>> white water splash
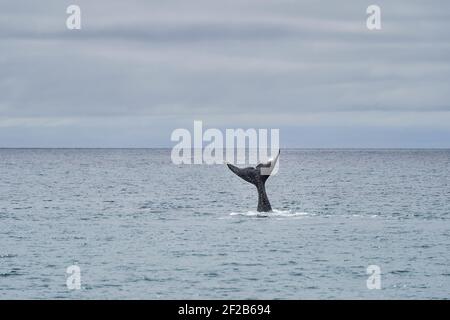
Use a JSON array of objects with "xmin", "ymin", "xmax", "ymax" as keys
[{"xmin": 229, "ymin": 209, "xmax": 311, "ymax": 218}]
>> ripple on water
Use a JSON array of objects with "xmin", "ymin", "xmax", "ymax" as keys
[{"xmin": 0, "ymin": 268, "xmax": 23, "ymax": 277}]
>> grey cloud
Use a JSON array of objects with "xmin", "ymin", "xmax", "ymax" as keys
[{"xmin": 0, "ymin": 0, "xmax": 450, "ymax": 147}]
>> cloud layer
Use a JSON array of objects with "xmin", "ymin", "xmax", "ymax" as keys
[{"xmin": 1, "ymin": 0, "xmax": 450, "ymax": 147}]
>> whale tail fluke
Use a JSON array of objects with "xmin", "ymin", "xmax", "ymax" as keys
[
  {"xmin": 226, "ymin": 150, "xmax": 280, "ymax": 212},
  {"xmin": 226, "ymin": 164, "xmax": 259, "ymax": 185}
]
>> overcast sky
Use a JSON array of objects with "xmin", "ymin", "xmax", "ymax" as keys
[{"xmin": 1, "ymin": 0, "xmax": 449, "ymax": 147}]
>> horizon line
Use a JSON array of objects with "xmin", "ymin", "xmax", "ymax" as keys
[{"xmin": 1, "ymin": 147, "xmax": 449, "ymax": 150}]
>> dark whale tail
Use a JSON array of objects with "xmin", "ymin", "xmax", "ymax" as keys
[{"xmin": 226, "ymin": 150, "xmax": 280, "ymax": 212}]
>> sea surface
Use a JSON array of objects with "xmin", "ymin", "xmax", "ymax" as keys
[{"xmin": 0, "ymin": 149, "xmax": 449, "ymax": 299}]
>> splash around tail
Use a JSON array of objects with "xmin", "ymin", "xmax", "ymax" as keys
[{"xmin": 229, "ymin": 209, "xmax": 310, "ymax": 218}]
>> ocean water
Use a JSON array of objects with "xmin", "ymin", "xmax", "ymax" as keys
[{"xmin": 0, "ymin": 149, "xmax": 449, "ymax": 299}]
